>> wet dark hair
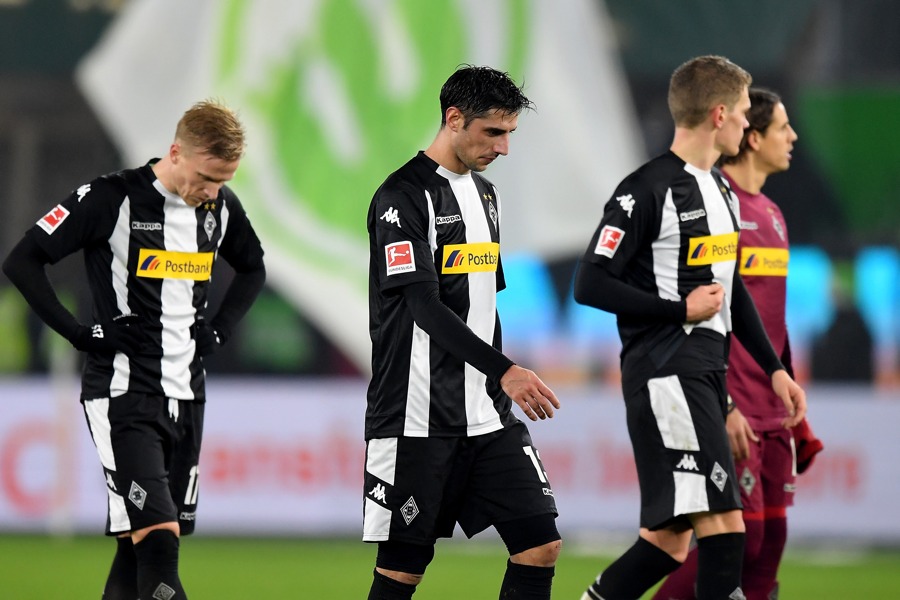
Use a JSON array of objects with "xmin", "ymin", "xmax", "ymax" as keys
[
  {"xmin": 719, "ymin": 87, "xmax": 782, "ymax": 165},
  {"xmin": 439, "ymin": 65, "xmax": 534, "ymax": 127}
]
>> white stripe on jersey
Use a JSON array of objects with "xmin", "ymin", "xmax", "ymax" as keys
[
  {"xmin": 652, "ymin": 188, "xmax": 681, "ymax": 303},
  {"xmin": 441, "ymin": 169, "xmax": 502, "ymax": 436},
  {"xmin": 686, "ymin": 165, "xmax": 736, "ymax": 336},
  {"xmin": 155, "ymin": 183, "xmax": 200, "ymax": 399},
  {"xmin": 84, "ymin": 398, "xmax": 132, "ymax": 532},
  {"xmin": 403, "ymin": 194, "xmax": 436, "ymax": 436},
  {"xmin": 109, "ymin": 197, "xmax": 133, "ymax": 396}
]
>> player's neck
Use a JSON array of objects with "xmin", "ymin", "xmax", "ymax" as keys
[
  {"xmin": 424, "ymin": 135, "xmax": 470, "ymax": 176},
  {"xmin": 670, "ymin": 127, "xmax": 720, "ymax": 171},
  {"xmin": 722, "ymin": 161, "xmax": 767, "ymax": 195},
  {"xmin": 151, "ymin": 156, "xmax": 175, "ymax": 193}
]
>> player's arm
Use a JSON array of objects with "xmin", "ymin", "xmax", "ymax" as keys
[
  {"xmin": 731, "ymin": 274, "xmax": 806, "ymax": 426},
  {"xmin": 199, "ymin": 196, "xmax": 266, "ymax": 354},
  {"xmin": 2, "ymin": 233, "xmax": 143, "ymax": 355},
  {"xmin": 402, "ymin": 281, "xmax": 558, "ymax": 420},
  {"xmin": 574, "ymin": 260, "xmax": 686, "ymax": 321}
]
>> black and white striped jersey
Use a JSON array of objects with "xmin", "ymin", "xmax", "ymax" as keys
[
  {"xmin": 581, "ymin": 151, "xmax": 740, "ymax": 385},
  {"xmin": 366, "ymin": 151, "xmax": 518, "ymax": 440},
  {"xmin": 29, "ymin": 161, "xmax": 263, "ymax": 401}
]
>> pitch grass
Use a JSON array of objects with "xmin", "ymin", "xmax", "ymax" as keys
[{"xmin": 2, "ymin": 534, "xmax": 899, "ymax": 598}]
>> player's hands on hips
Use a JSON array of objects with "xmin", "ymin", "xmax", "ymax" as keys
[
  {"xmin": 500, "ymin": 365, "xmax": 560, "ymax": 421},
  {"xmin": 72, "ymin": 313, "xmax": 146, "ymax": 357},
  {"xmin": 771, "ymin": 369, "xmax": 806, "ymax": 428},
  {"xmin": 726, "ymin": 406, "xmax": 758, "ymax": 461},
  {"xmin": 685, "ymin": 282, "xmax": 724, "ymax": 322}
]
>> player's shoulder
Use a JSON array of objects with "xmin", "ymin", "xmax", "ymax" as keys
[{"xmin": 613, "ymin": 152, "xmax": 684, "ymax": 205}]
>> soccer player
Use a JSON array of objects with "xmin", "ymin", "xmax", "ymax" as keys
[
  {"xmin": 573, "ymin": 57, "xmax": 807, "ymax": 600},
  {"xmin": 364, "ymin": 65, "xmax": 562, "ymax": 600},
  {"xmin": 2, "ymin": 100, "xmax": 265, "ymax": 599},
  {"xmin": 653, "ymin": 89, "xmax": 824, "ymax": 600}
]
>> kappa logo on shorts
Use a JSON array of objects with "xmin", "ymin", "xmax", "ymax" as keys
[
  {"xmin": 710, "ymin": 462, "xmax": 728, "ymax": 492},
  {"xmin": 676, "ymin": 453, "xmax": 700, "ymax": 471},
  {"xmin": 152, "ymin": 582, "xmax": 176, "ymax": 600},
  {"xmin": 401, "ymin": 496, "xmax": 419, "ymax": 525},
  {"xmin": 369, "ymin": 483, "xmax": 388, "ymax": 504},
  {"xmin": 129, "ymin": 481, "xmax": 147, "ymax": 510}
]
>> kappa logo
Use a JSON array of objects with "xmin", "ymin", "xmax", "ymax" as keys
[
  {"xmin": 385, "ymin": 241, "xmax": 415, "ymax": 276},
  {"xmin": 132, "ymin": 221, "xmax": 163, "ymax": 231},
  {"xmin": 76, "ymin": 184, "xmax": 92, "ymax": 202},
  {"xmin": 593, "ymin": 225, "xmax": 625, "ymax": 258},
  {"xmin": 616, "ymin": 193, "xmax": 635, "ymax": 218},
  {"xmin": 680, "ymin": 208, "xmax": 706, "ymax": 222},
  {"xmin": 435, "ymin": 214, "xmax": 461, "ymax": 225},
  {"xmin": 380, "ymin": 206, "xmax": 401, "ymax": 228},
  {"xmin": 369, "ymin": 483, "xmax": 387, "ymax": 503},
  {"xmin": 37, "ymin": 204, "xmax": 70, "ymax": 234},
  {"xmin": 676, "ymin": 453, "xmax": 699, "ymax": 471}
]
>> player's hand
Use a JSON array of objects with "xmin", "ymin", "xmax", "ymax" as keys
[
  {"xmin": 685, "ymin": 283, "xmax": 724, "ymax": 322},
  {"xmin": 72, "ymin": 314, "xmax": 146, "ymax": 357},
  {"xmin": 771, "ymin": 369, "xmax": 806, "ymax": 428},
  {"xmin": 726, "ymin": 406, "xmax": 758, "ymax": 461},
  {"xmin": 500, "ymin": 365, "xmax": 560, "ymax": 421},
  {"xmin": 193, "ymin": 317, "xmax": 222, "ymax": 356}
]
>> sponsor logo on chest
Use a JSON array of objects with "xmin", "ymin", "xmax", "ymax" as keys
[
  {"xmin": 137, "ymin": 248, "xmax": 214, "ymax": 281},
  {"xmin": 739, "ymin": 247, "xmax": 789, "ymax": 277},
  {"xmin": 686, "ymin": 232, "xmax": 738, "ymax": 265},
  {"xmin": 441, "ymin": 242, "xmax": 500, "ymax": 274}
]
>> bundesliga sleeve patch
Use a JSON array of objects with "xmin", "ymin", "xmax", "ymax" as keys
[
  {"xmin": 385, "ymin": 241, "xmax": 416, "ymax": 276},
  {"xmin": 37, "ymin": 204, "xmax": 70, "ymax": 234},
  {"xmin": 593, "ymin": 225, "xmax": 625, "ymax": 258}
]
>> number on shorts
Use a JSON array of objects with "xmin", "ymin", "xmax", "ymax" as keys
[
  {"xmin": 184, "ymin": 465, "xmax": 200, "ymax": 505},
  {"xmin": 522, "ymin": 446, "xmax": 547, "ymax": 483}
]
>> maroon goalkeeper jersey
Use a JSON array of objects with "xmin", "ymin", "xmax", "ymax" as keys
[{"xmin": 725, "ymin": 172, "xmax": 792, "ymax": 431}]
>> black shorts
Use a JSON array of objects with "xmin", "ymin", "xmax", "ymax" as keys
[
  {"xmin": 626, "ymin": 371, "xmax": 741, "ymax": 530},
  {"xmin": 362, "ymin": 422, "xmax": 558, "ymax": 544},
  {"xmin": 82, "ymin": 393, "xmax": 204, "ymax": 536}
]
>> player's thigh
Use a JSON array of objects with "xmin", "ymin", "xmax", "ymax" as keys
[
  {"xmin": 84, "ymin": 393, "xmax": 179, "ymax": 534},
  {"xmin": 760, "ymin": 428, "xmax": 796, "ymax": 509},
  {"xmin": 626, "ymin": 372, "xmax": 741, "ymax": 529},
  {"xmin": 458, "ymin": 423, "xmax": 558, "ymax": 539},
  {"xmin": 363, "ymin": 436, "xmax": 460, "ymax": 545}
]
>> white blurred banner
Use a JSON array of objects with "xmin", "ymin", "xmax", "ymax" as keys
[
  {"xmin": 75, "ymin": 0, "xmax": 642, "ymax": 373},
  {"xmin": 1, "ymin": 377, "xmax": 898, "ymax": 542}
]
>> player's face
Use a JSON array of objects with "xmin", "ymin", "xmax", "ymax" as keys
[
  {"xmin": 756, "ymin": 103, "xmax": 798, "ymax": 175},
  {"xmin": 715, "ymin": 86, "xmax": 751, "ymax": 157},
  {"xmin": 451, "ymin": 109, "xmax": 518, "ymax": 174},
  {"xmin": 171, "ymin": 143, "xmax": 240, "ymax": 207}
]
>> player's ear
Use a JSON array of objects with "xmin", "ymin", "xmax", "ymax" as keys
[
  {"xmin": 446, "ymin": 107, "xmax": 465, "ymax": 133},
  {"xmin": 746, "ymin": 130, "xmax": 762, "ymax": 151}
]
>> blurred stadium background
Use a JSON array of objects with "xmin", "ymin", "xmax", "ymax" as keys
[{"xmin": 1, "ymin": 0, "xmax": 899, "ymax": 597}]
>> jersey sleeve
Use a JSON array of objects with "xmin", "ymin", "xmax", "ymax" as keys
[
  {"xmin": 370, "ymin": 181, "xmax": 438, "ymax": 292},
  {"xmin": 217, "ymin": 191, "xmax": 265, "ymax": 272},
  {"xmin": 29, "ymin": 177, "xmax": 121, "ymax": 264},
  {"xmin": 580, "ymin": 175, "xmax": 660, "ymax": 278}
]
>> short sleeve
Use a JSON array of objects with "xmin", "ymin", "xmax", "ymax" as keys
[{"xmin": 371, "ymin": 182, "xmax": 438, "ymax": 292}]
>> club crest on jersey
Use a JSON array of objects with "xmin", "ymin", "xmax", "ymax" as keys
[
  {"xmin": 687, "ymin": 233, "xmax": 738, "ymax": 265},
  {"xmin": 203, "ymin": 211, "xmax": 217, "ymax": 241},
  {"xmin": 593, "ymin": 225, "xmax": 625, "ymax": 258},
  {"xmin": 380, "ymin": 206, "xmax": 401, "ymax": 228},
  {"xmin": 488, "ymin": 201, "xmax": 498, "ymax": 231},
  {"xmin": 37, "ymin": 204, "xmax": 70, "ymax": 234},
  {"xmin": 385, "ymin": 241, "xmax": 415, "ymax": 276},
  {"xmin": 442, "ymin": 243, "xmax": 500, "ymax": 274}
]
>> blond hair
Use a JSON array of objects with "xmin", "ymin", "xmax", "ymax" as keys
[
  {"xmin": 668, "ymin": 56, "xmax": 752, "ymax": 128},
  {"xmin": 175, "ymin": 100, "xmax": 245, "ymax": 161}
]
